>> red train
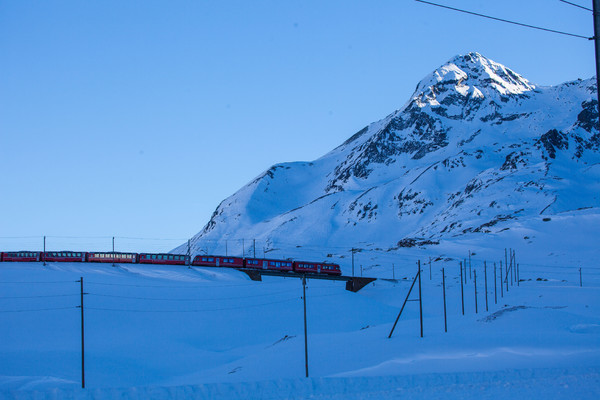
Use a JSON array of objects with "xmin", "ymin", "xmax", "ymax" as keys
[{"xmin": 0, "ymin": 251, "xmax": 342, "ymax": 276}]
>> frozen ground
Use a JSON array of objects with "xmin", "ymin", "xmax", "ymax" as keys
[{"xmin": 0, "ymin": 249, "xmax": 599, "ymax": 399}]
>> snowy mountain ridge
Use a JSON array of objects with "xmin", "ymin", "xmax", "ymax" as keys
[{"xmin": 176, "ymin": 52, "xmax": 600, "ymax": 260}]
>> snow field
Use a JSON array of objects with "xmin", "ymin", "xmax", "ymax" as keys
[{"xmin": 1, "ymin": 254, "xmax": 599, "ymax": 399}]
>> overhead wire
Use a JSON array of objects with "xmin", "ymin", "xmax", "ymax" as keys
[
  {"xmin": 86, "ymin": 289, "xmax": 294, "ymax": 302},
  {"xmin": 415, "ymin": 0, "xmax": 592, "ymax": 40},
  {"xmin": 558, "ymin": 0, "xmax": 593, "ymax": 12},
  {"xmin": 86, "ymin": 296, "xmax": 299, "ymax": 313},
  {"xmin": 0, "ymin": 306, "xmax": 76, "ymax": 313},
  {"xmin": 0, "ymin": 294, "xmax": 79, "ymax": 299}
]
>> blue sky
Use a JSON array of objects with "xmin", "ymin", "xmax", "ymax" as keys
[{"xmin": 0, "ymin": 0, "xmax": 596, "ymax": 252}]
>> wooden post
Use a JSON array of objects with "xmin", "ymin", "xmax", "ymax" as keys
[
  {"xmin": 302, "ymin": 275, "xmax": 309, "ymax": 378},
  {"xmin": 494, "ymin": 263, "xmax": 497, "ymax": 304},
  {"xmin": 388, "ymin": 267, "xmax": 420, "ymax": 338},
  {"xmin": 500, "ymin": 261, "xmax": 504, "ymax": 298},
  {"xmin": 442, "ymin": 267, "xmax": 447, "ymax": 332},
  {"xmin": 418, "ymin": 261, "xmax": 423, "ymax": 338},
  {"xmin": 460, "ymin": 261, "xmax": 464, "ymax": 315},
  {"xmin": 79, "ymin": 277, "xmax": 85, "ymax": 389},
  {"xmin": 474, "ymin": 270, "xmax": 478, "ymax": 314}
]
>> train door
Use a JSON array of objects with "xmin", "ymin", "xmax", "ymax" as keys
[
  {"xmin": 317, "ymin": 264, "xmax": 321, "ymax": 273},
  {"xmin": 216, "ymin": 257, "xmax": 220, "ymax": 267}
]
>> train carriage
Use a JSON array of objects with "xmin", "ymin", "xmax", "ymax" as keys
[
  {"xmin": 43, "ymin": 251, "xmax": 86, "ymax": 262},
  {"xmin": 192, "ymin": 255, "xmax": 244, "ymax": 268},
  {"xmin": 1, "ymin": 251, "xmax": 42, "ymax": 262},
  {"xmin": 138, "ymin": 253, "xmax": 190, "ymax": 265},
  {"xmin": 87, "ymin": 252, "xmax": 138, "ymax": 263},
  {"xmin": 293, "ymin": 261, "xmax": 342, "ymax": 276},
  {"xmin": 244, "ymin": 257, "xmax": 293, "ymax": 272}
]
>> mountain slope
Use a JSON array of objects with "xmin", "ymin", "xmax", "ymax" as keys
[{"xmin": 176, "ymin": 52, "xmax": 600, "ymax": 259}]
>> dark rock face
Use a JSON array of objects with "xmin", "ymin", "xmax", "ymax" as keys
[
  {"xmin": 537, "ymin": 130, "xmax": 569, "ymax": 160},
  {"xmin": 577, "ymin": 100, "xmax": 598, "ymax": 133}
]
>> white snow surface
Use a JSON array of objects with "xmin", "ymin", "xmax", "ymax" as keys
[{"xmin": 1, "ymin": 256, "xmax": 599, "ymax": 399}]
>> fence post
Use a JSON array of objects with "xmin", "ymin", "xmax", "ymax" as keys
[{"xmin": 580, "ymin": 268, "xmax": 583, "ymax": 287}]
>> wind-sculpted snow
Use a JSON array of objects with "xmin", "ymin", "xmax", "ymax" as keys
[{"xmin": 176, "ymin": 52, "xmax": 600, "ymax": 259}]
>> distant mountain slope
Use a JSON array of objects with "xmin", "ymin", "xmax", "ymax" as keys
[{"xmin": 175, "ymin": 52, "xmax": 600, "ymax": 257}]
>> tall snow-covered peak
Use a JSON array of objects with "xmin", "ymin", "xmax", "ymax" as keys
[
  {"xmin": 176, "ymin": 52, "xmax": 600, "ymax": 260},
  {"xmin": 412, "ymin": 52, "xmax": 535, "ymax": 108}
]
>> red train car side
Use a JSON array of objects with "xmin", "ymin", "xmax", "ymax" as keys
[
  {"xmin": 244, "ymin": 258, "xmax": 293, "ymax": 272},
  {"xmin": 1, "ymin": 251, "xmax": 42, "ymax": 262},
  {"xmin": 87, "ymin": 252, "xmax": 138, "ymax": 263},
  {"xmin": 139, "ymin": 253, "xmax": 190, "ymax": 265},
  {"xmin": 43, "ymin": 251, "xmax": 86, "ymax": 262},
  {"xmin": 192, "ymin": 255, "xmax": 244, "ymax": 268},
  {"xmin": 293, "ymin": 261, "xmax": 341, "ymax": 276}
]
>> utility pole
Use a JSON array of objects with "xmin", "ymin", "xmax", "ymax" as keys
[
  {"xmin": 78, "ymin": 277, "xmax": 85, "ymax": 389},
  {"xmin": 418, "ymin": 260, "xmax": 423, "ymax": 338},
  {"xmin": 187, "ymin": 239, "xmax": 191, "ymax": 266},
  {"xmin": 594, "ymin": 0, "xmax": 600, "ymax": 122},
  {"xmin": 302, "ymin": 275, "xmax": 309, "ymax": 378},
  {"xmin": 43, "ymin": 236, "xmax": 46, "ymax": 266},
  {"xmin": 112, "ymin": 236, "xmax": 115, "ymax": 267},
  {"xmin": 351, "ymin": 248, "xmax": 355, "ymax": 277},
  {"xmin": 253, "ymin": 239, "xmax": 256, "ymax": 258}
]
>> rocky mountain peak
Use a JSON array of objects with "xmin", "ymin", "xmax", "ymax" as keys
[{"xmin": 413, "ymin": 52, "xmax": 535, "ymax": 106}]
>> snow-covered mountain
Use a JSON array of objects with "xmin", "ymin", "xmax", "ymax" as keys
[{"xmin": 176, "ymin": 52, "xmax": 600, "ymax": 259}]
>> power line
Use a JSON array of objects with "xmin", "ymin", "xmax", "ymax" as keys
[
  {"xmin": 0, "ymin": 280, "xmax": 78, "ymax": 285},
  {"xmin": 0, "ymin": 294, "xmax": 79, "ymax": 299},
  {"xmin": 415, "ymin": 0, "xmax": 592, "ymax": 40},
  {"xmin": 87, "ymin": 289, "xmax": 293, "ymax": 302},
  {"xmin": 0, "ymin": 306, "xmax": 76, "ymax": 313},
  {"xmin": 85, "ymin": 279, "xmax": 292, "ymax": 289},
  {"xmin": 559, "ymin": 0, "xmax": 593, "ymax": 12},
  {"xmin": 86, "ymin": 296, "xmax": 299, "ymax": 313}
]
